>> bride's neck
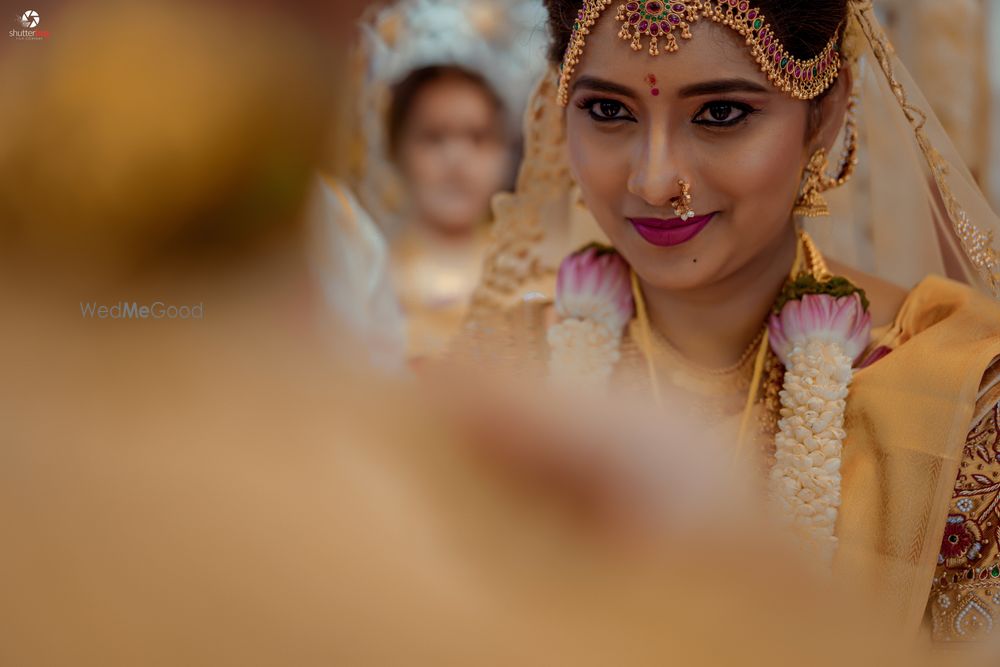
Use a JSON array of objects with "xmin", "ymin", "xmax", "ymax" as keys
[{"xmin": 640, "ymin": 227, "xmax": 798, "ymax": 370}]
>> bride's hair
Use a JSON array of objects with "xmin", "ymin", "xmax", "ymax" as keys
[{"xmin": 544, "ymin": 0, "xmax": 848, "ymax": 69}]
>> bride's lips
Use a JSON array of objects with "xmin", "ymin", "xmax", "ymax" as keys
[{"xmin": 628, "ymin": 213, "xmax": 716, "ymax": 247}]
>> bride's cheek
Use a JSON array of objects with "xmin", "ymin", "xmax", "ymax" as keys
[
  {"xmin": 704, "ymin": 120, "xmax": 807, "ymax": 236},
  {"xmin": 569, "ymin": 129, "xmax": 631, "ymax": 214}
]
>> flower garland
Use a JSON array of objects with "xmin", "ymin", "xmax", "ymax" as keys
[
  {"xmin": 547, "ymin": 244, "xmax": 635, "ymax": 388},
  {"xmin": 768, "ymin": 277, "xmax": 871, "ymax": 565},
  {"xmin": 547, "ymin": 237, "xmax": 872, "ymax": 565}
]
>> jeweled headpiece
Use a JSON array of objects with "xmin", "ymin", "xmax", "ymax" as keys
[{"xmin": 558, "ymin": 0, "xmax": 842, "ymax": 105}]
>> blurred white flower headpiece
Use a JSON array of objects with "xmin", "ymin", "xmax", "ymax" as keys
[{"xmin": 354, "ymin": 0, "xmax": 548, "ymax": 233}]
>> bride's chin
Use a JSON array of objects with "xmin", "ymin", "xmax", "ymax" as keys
[{"xmin": 628, "ymin": 256, "xmax": 723, "ymax": 293}]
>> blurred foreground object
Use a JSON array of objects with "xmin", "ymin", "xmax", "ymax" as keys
[
  {"xmin": 0, "ymin": 295, "xmax": 941, "ymax": 665},
  {"xmin": 0, "ymin": 0, "xmax": 408, "ymax": 365},
  {"xmin": 0, "ymin": 0, "xmax": 335, "ymax": 273}
]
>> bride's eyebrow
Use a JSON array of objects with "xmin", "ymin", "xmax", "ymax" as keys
[
  {"xmin": 678, "ymin": 78, "xmax": 769, "ymax": 98},
  {"xmin": 571, "ymin": 75, "xmax": 637, "ymax": 99}
]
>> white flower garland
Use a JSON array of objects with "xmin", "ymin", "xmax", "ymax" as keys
[
  {"xmin": 769, "ymin": 340, "xmax": 853, "ymax": 566},
  {"xmin": 547, "ymin": 246, "xmax": 635, "ymax": 389},
  {"xmin": 546, "ymin": 248, "xmax": 870, "ymax": 567},
  {"xmin": 547, "ymin": 318, "xmax": 622, "ymax": 388}
]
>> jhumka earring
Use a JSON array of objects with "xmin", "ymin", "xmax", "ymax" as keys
[
  {"xmin": 672, "ymin": 179, "xmax": 695, "ymax": 220},
  {"xmin": 793, "ymin": 97, "xmax": 859, "ymax": 218}
]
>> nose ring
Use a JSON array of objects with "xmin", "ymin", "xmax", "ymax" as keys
[{"xmin": 671, "ymin": 179, "xmax": 695, "ymax": 221}]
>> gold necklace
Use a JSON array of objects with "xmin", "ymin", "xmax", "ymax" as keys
[
  {"xmin": 647, "ymin": 323, "xmax": 765, "ymax": 379},
  {"xmin": 632, "ymin": 232, "xmax": 811, "ymax": 462}
]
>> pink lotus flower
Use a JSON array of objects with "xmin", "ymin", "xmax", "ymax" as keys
[
  {"xmin": 556, "ymin": 246, "xmax": 635, "ymax": 335},
  {"xmin": 768, "ymin": 292, "xmax": 872, "ymax": 366}
]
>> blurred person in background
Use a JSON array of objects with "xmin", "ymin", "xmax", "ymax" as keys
[{"xmin": 337, "ymin": 0, "xmax": 548, "ymax": 360}]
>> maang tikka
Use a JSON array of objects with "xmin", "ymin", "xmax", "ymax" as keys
[{"xmin": 558, "ymin": 0, "xmax": 842, "ymax": 106}]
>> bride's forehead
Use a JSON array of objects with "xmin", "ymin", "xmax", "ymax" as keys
[{"xmin": 579, "ymin": 13, "xmax": 762, "ymax": 82}]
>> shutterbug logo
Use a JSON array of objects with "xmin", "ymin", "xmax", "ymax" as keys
[{"xmin": 10, "ymin": 9, "xmax": 50, "ymax": 40}]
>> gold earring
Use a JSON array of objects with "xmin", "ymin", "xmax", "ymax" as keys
[
  {"xmin": 672, "ymin": 179, "xmax": 695, "ymax": 220},
  {"xmin": 794, "ymin": 148, "xmax": 832, "ymax": 218},
  {"xmin": 793, "ymin": 97, "xmax": 859, "ymax": 218}
]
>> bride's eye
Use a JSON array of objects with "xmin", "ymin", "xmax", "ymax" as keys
[
  {"xmin": 577, "ymin": 98, "xmax": 637, "ymax": 123},
  {"xmin": 693, "ymin": 101, "xmax": 757, "ymax": 127}
]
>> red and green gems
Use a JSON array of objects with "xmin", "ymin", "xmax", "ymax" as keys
[
  {"xmin": 624, "ymin": 1, "xmax": 667, "ymax": 33},
  {"xmin": 560, "ymin": 0, "xmax": 842, "ymax": 107},
  {"xmin": 617, "ymin": 0, "xmax": 694, "ymax": 55}
]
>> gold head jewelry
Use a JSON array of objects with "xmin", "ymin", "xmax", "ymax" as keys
[
  {"xmin": 671, "ymin": 179, "xmax": 695, "ymax": 220},
  {"xmin": 793, "ymin": 97, "xmax": 859, "ymax": 218},
  {"xmin": 558, "ymin": 0, "xmax": 842, "ymax": 106}
]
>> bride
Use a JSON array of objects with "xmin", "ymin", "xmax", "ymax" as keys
[{"xmin": 460, "ymin": 0, "xmax": 1000, "ymax": 643}]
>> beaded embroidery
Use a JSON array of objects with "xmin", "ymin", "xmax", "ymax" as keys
[{"xmin": 930, "ymin": 400, "xmax": 1000, "ymax": 641}]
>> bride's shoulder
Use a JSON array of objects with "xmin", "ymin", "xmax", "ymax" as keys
[
  {"xmin": 826, "ymin": 259, "xmax": 1000, "ymax": 330},
  {"xmin": 831, "ymin": 261, "xmax": 1000, "ymax": 386},
  {"xmin": 826, "ymin": 259, "xmax": 908, "ymax": 329}
]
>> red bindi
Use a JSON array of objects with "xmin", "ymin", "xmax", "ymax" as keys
[{"xmin": 645, "ymin": 74, "xmax": 659, "ymax": 97}]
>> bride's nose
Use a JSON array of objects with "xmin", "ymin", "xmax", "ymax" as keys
[{"xmin": 626, "ymin": 124, "xmax": 682, "ymax": 209}]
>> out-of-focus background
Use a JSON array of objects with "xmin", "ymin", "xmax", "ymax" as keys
[
  {"xmin": 989, "ymin": 1, "xmax": 1000, "ymax": 209},
  {"xmin": 879, "ymin": 0, "xmax": 999, "ymax": 211}
]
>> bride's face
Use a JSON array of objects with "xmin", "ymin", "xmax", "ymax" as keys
[{"xmin": 565, "ymin": 16, "xmax": 823, "ymax": 291}]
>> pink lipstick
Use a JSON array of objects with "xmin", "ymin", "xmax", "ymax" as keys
[{"xmin": 628, "ymin": 213, "xmax": 715, "ymax": 247}]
